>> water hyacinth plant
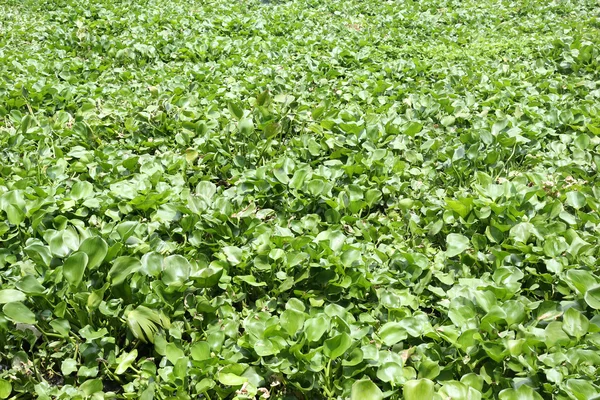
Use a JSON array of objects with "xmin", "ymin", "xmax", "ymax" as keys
[{"xmin": 1, "ymin": 0, "xmax": 600, "ymax": 399}]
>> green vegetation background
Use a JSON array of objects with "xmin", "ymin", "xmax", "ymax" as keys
[{"xmin": 1, "ymin": 0, "xmax": 600, "ymax": 399}]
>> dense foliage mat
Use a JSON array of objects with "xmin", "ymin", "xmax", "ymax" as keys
[{"xmin": 1, "ymin": 0, "xmax": 600, "ymax": 398}]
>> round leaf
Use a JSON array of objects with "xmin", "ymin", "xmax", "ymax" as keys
[
  {"xmin": 351, "ymin": 378, "xmax": 383, "ymax": 400},
  {"xmin": 0, "ymin": 379, "xmax": 11, "ymax": 399},
  {"xmin": 404, "ymin": 379, "xmax": 435, "ymax": 400},
  {"xmin": 446, "ymin": 233, "xmax": 470, "ymax": 257},
  {"xmin": 377, "ymin": 362, "xmax": 403, "ymax": 385},
  {"xmin": 162, "ymin": 255, "xmax": 191, "ymax": 287}
]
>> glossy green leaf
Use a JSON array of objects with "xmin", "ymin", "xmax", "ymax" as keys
[
  {"xmin": 378, "ymin": 322, "xmax": 408, "ymax": 346},
  {"xmin": 376, "ymin": 362, "xmax": 403, "ymax": 385},
  {"xmin": 80, "ymin": 379, "xmax": 103, "ymax": 396},
  {"xmin": 218, "ymin": 372, "xmax": 247, "ymax": 386},
  {"xmin": 0, "ymin": 380, "xmax": 11, "ymax": 399},
  {"xmin": 61, "ymin": 359, "xmax": 78, "ymax": 376},
  {"xmin": 108, "ymin": 257, "xmax": 142, "ymax": 285},
  {"xmin": 565, "ymin": 379, "xmax": 599, "ymax": 400},
  {"xmin": 585, "ymin": 286, "xmax": 600, "ymax": 309},
  {"xmin": 190, "ymin": 341, "xmax": 211, "ymax": 361},
  {"xmin": 70, "ymin": 181, "xmax": 93, "ymax": 200},
  {"xmin": 3, "ymin": 302, "xmax": 36, "ymax": 324},
  {"xmin": 562, "ymin": 308, "xmax": 589, "ymax": 339},
  {"xmin": 115, "ymin": 349, "xmax": 138, "ymax": 375},
  {"xmin": 15, "ymin": 276, "xmax": 45, "ymax": 294},
  {"xmin": 446, "ymin": 233, "xmax": 470, "ymax": 257},
  {"xmin": 162, "ymin": 254, "xmax": 191, "ymax": 287},
  {"xmin": 404, "ymin": 379, "xmax": 435, "ymax": 400},
  {"xmin": 280, "ymin": 308, "xmax": 305, "ymax": 336},
  {"xmin": 126, "ymin": 306, "xmax": 169, "ymax": 343},
  {"xmin": 323, "ymin": 332, "xmax": 352, "ymax": 360},
  {"xmin": 63, "ymin": 251, "xmax": 88, "ymax": 287},
  {"xmin": 498, "ymin": 384, "xmax": 543, "ymax": 400},
  {"xmin": 78, "ymin": 236, "xmax": 108, "ymax": 270},
  {"xmin": 191, "ymin": 265, "xmax": 223, "ymax": 288},
  {"xmin": 304, "ymin": 316, "xmax": 329, "ymax": 342},
  {"xmin": 351, "ymin": 378, "xmax": 383, "ymax": 400},
  {"xmin": 0, "ymin": 289, "xmax": 26, "ymax": 304}
]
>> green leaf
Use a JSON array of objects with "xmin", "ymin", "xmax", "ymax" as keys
[
  {"xmin": 50, "ymin": 319, "xmax": 71, "ymax": 337},
  {"xmin": 70, "ymin": 181, "xmax": 93, "ymax": 200},
  {"xmin": 227, "ymin": 101, "xmax": 244, "ymax": 120},
  {"xmin": 15, "ymin": 276, "xmax": 45, "ymax": 294},
  {"xmin": 566, "ymin": 191, "xmax": 586, "ymax": 210},
  {"xmin": 2, "ymin": 302, "xmax": 36, "ymax": 324},
  {"xmin": 0, "ymin": 379, "xmax": 11, "ymax": 399},
  {"xmin": 162, "ymin": 254, "xmax": 191, "ymax": 287},
  {"xmin": 562, "ymin": 308, "xmax": 589, "ymax": 339},
  {"xmin": 63, "ymin": 251, "xmax": 88, "ymax": 287},
  {"xmin": 126, "ymin": 306, "xmax": 169, "ymax": 343},
  {"xmin": 61, "ymin": 358, "xmax": 78, "ymax": 376},
  {"xmin": 254, "ymin": 338, "xmax": 283, "ymax": 356},
  {"xmin": 439, "ymin": 381, "xmax": 477, "ymax": 400},
  {"xmin": 585, "ymin": 286, "xmax": 600, "ymax": 309},
  {"xmin": 273, "ymin": 168, "xmax": 289, "ymax": 184},
  {"xmin": 223, "ymin": 246, "xmax": 243, "ymax": 265},
  {"xmin": 543, "ymin": 236, "xmax": 568, "ymax": 258},
  {"xmin": 418, "ymin": 358, "xmax": 440, "ymax": 380},
  {"xmin": 280, "ymin": 309, "xmax": 305, "ymax": 336},
  {"xmin": 378, "ymin": 322, "xmax": 408, "ymax": 346},
  {"xmin": 80, "ymin": 379, "xmax": 103, "ymax": 396},
  {"xmin": 510, "ymin": 222, "xmax": 535, "ymax": 243},
  {"xmin": 566, "ymin": 270, "xmax": 597, "ymax": 294},
  {"xmin": 238, "ymin": 118, "xmax": 254, "ymax": 135},
  {"xmin": 351, "ymin": 379, "xmax": 383, "ymax": 400},
  {"xmin": 274, "ymin": 94, "xmax": 295, "ymax": 104},
  {"xmin": 191, "ymin": 342, "xmax": 211, "ymax": 361},
  {"xmin": 323, "ymin": 332, "xmax": 352, "ymax": 359},
  {"xmin": 5, "ymin": 204, "xmax": 24, "ymax": 225},
  {"xmin": 140, "ymin": 252, "xmax": 163, "ymax": 277},
  {"xmin": 191, "ymin": 265, "xmax": 223, "ymax": 288},
  {"xmin": 0, "ymin": 289, "xmax": 26, "ymax": 304},
  {"xmin": 234, "ymin": 275, "xmax": 266, "ymax": 287},
  {"xmin": 446, "ymin": 233, "xmax": 470, "ymax": 257},
  {"xmin": 108, "ymin": 257, "xmax": 142, "ymax": 285},
  {"xmin": 304, "ymin": 316, "xmax": 329, "ymax": 342},
  {"xmin": 441, "ymin": 115, "xmax": 455, "ymax": 127},
  {"xmin": 115, "ymin": 349, "xmax": 138, "ymax": 375},
  {"xmin": 404, "ymin": 122, "xmax": 423, "ymax": 136},
  {"xmin": 565, "ymin": 379, "xmax": 598, "ymax": 400},
  {"xmin": 499, "ymin": 384, "xmax": 543, "ymax": 400},
  {"xmin": 404, "ymin": 379, "xmax": 435, "ymax": 400},
  {"xmin": 78, "ymin": 236, "xmax": 108, "ymax": 270},
  {"xmin": 545, "ymin": 321, "xmax": 571, "ymax": 348},
  {"xmin": 48, "ymin": 229, "xmax": 79, "ymax": 258},
  {"xmin": 166, "ymin": 343, "xmax": 185, "ymax": 364},
  {"xmin": 492, "ymin": 119, "xmax": 508, "ymax": 136},
  {"xmin": 587, "ymin": 124, "xmax": 600, "ymax": 135},
  {"xmin": 218, "ymin": 372, "xmax": 247, "ymax": 386},
  {"xmin": 256, "ymin": 90, "xmax": 271, "ymax": 106},
  {"xmin": 376, "ymin": 362, "xmax": 403, "ymax": 385},
  {"xmin": 196, "ymin": 181, "xmax": 217, "ymax": 201},
  {"xmin": 342, "ymin": 348, "xmax": 364, "ymax": 367},
  {"xmin": 341, "ymin": 249, "xmax": 361, "ymax": 268}
]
